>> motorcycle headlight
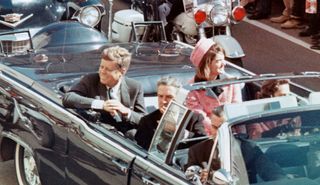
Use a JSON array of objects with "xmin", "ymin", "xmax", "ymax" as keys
[
  {"xmin": 209, "ymin": 2, "xmax": 229, "ymax": 26},
  {"xmin": 79, "ymin": 6, "xmax": 101, "ymax": 27}
]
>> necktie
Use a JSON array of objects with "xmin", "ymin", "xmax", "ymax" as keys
[
  {"xmin": 107, "ymin": 88, "xmax": 122, "ymax": 122},
  {"xmin": 107, "ymin": 88, "xmax": 112, "ymax": 100}
]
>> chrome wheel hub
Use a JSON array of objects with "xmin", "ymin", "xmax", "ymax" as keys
[{"xmin": 23, "ymin": 150, "xmax": 41, "ymax": 185}]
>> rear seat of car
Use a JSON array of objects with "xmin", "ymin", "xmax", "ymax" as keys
[
  {"xmin": 59, "ymin": 66, "xmax": 246, "ymax": 113},
  {"xmin": 134, "ymin": 67, "xmax": 245, "ymax": 113}
]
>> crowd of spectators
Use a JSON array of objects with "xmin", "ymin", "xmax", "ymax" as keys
[{"xmin": 241, "ymin": 0, "xmax": 320, "ymax": 50}]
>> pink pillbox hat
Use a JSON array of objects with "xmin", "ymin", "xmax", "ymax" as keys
[{"xmin": 190, "ymin": 38, "xmax": 215, "ymax": 67}]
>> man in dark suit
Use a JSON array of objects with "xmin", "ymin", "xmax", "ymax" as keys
[
  {"xmin": 185, "ymin": 106, "xmax": 225, "ymax": 183},
  {"xmin": 63, "ymin": 46, "xmax": 146, "ymax": 134},
  {"xmin": 185, "ymin": 104, "xmax": 287, "ymax": 183},
  {"xmin": 135, "ymin": 76, "xmax": 206, "ymax": 150},
  {"xmin": 186, "ymin": 136, "xmax": 287, "ymax": 183}
]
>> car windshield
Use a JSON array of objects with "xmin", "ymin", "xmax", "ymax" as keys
[{"xmin": 231, "ymin": 108, "xmax": 320, "ymax": 184}]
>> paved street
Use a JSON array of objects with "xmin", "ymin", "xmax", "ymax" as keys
[
  {"xmin": 1, "ymin": 1, "xmax": 320, "ymax": 185},
  {"xmin": 233, "ymin": 18, "xmax": 320, "ymax": 91},
  {"xmin": 0, "ymin": 160, "xmax": 18, "ymax": 185}
]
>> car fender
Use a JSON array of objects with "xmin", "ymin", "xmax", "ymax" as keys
[
  {"xmin": 0, "ymin": 131, "xmax": 33, "ymax": 162},
  {"xmin": 32, "ymin": 21, "xmax": 108, "ymax": 53},
  {"xmin": 212, "ymin": 35, "xmax": 245, "ymax": 59},
  {"xmin": 67, "ymin": 0, "xmax": 104, "ymax": 8},
  {"xmin": 0, "ymin": 115, "xmax": 13, "ymax": 161}
]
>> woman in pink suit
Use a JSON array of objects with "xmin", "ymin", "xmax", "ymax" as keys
[{"xmin": 186, "ymin": 38, "xmax": 242, "ymax": 135}]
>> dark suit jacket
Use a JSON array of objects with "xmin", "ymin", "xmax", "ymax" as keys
[
  {"xmin": 187, "ymin": 137, "xmax": 287, "ymax": 183},
  {"xmin": 186, "ymin": 139, "xmax": 220, "ymax": 170},
  {"xmin": 62, "ymin": 73, "xmax": 146, "ymax": 132},
  {"xmin": 135, "ymin": 110, "xmax": 207, "ymax": 150}
]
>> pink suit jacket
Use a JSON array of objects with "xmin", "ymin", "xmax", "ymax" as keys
[{"xmin": 186, "ymin": 74, "xmax": 242, "ymax": 135}]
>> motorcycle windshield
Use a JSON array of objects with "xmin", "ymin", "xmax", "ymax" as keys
[
  {"xmin": 0, "ymin": 0, "xmax": 65, "ymax": 32},
  {"xmin": 68, "ymin": 0, "xmax": 102, "ymax": 7},
  {"xmin": 183, "ymin": 0, "xmax": 216, "ymax": 13},
  {"xmin": 197, "ymin": 0, "xmax": 211, "ymax": 5}
]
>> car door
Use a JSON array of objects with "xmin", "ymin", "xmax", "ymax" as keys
[
  {"xmin": 65, "ymin": 120, "xmax": 137, "ymax": 185},
  {"xmin": 130, "ymin": 101, "xmax": 193, "ymax": 185},
  {"xmin": 130, "ymin": 154, "xmax": 191, "ymax": 185},
  {"xmin": 0, "ymin": 70, "xmax": 71, "ymax": 185}
]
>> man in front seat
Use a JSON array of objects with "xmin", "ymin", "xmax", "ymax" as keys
[{"xmin": 135, "ymin": 76, "xmax": 206, "ymax": 150}]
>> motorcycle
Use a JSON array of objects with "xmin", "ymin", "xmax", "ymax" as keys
[
  {"xmin": 111, "ymin": 0, "xmax": 246, "ymax": 66},
  {"xmin": 111, "ymin": 0, "xmax": 167, "ymax": 43},
  {"xmin": 172, "ymin": 0, "xmax": 246, "ymax": 66}
]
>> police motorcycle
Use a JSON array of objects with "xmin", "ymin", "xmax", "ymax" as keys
[
  {"xmin": 111, "ymin": 0, "xmax": 246, "ymax": 66},
  {"xmin": 111, "ymin": 0, "xmax": 167, "ymax": 43},
  {"xmin": 0, "ymin": 0, "xmax": 107, "ymax": 57},
  {"xmin": 172, "ymin": 0, "xmax": 246, "ymax": 66}
]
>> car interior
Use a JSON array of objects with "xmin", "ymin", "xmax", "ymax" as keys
[
  {"xmin": 57, "ymin": 65, "xmax": 249, "ymax": 111},
  {"xmin": 56, "ymin": 65, "xmax": 320, "ymax": 184},
  {"xmin": 171, "ymin": 95, "xmax": 320, "ymax": 184},
  {"xmin": 134, "ymin": 66, "xmax": 250, "ymax": 113},
  {"xmin": 230, "ymin": 102, "xmax": 320, "ymax": 184}
]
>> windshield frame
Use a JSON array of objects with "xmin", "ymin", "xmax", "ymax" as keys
[{"xmin": 148, "ymin": 100, "xmax": 192, "ymax": 164}]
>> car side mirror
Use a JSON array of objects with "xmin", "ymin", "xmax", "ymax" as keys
[
  {"xmin": 185, "ymin": 165, "xmax": 202, "ymax": 184},
  {"xmin": 212, "ymin": 169, "xmax": 233, "ymax": 185}
]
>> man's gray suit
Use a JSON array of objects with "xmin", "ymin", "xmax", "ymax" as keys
[{"xmin": 62, "ymin": 73, "xmax": 146, "ymax": 132}]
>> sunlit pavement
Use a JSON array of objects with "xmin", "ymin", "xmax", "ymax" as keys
[{"xmin": 0, "ymin": 160, "xmax": 18, "ymax": 185}]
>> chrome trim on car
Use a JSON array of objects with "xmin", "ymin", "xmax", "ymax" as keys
[
  {"xmin": 134, "ymin": 155, "xmax": 190, "ymax": 184},
  {"xmin": 218, "ymin": 124, "xmax": 232, "ymax": 171},
  {"xmin": 0, "ymin": 39, "xmax": 31, "ymax": 55},
  {"xmin": 71, "ymin": 5, "xmax": 106, "ymax": 27},
  {"xmin": 0, "ymin": 31, "xmax": 32, "ymax": 56},
  {"xmin": 1, "ymin": 13, "xmax": 23, "ymax": 23},
  {"xmin": 0, "ymin": 14, "xmax": 33, "ymax": 28},
  {"xmin": 185, "ymin": 72, "xmax": 320, "ymax": 91},
  {"xmin": 1, "ymin": 131, "xmax": 35, "ymax": 156}
]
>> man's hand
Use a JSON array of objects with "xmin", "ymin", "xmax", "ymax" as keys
[
  {"xmin": 159, "ymin": 104, "xmax": 168, "ymax": 114},
  {"xmin": 163, "ymin": 122, "xmax": 176, "ymax": 133},
  {"xmin": 200, "ymin": 169, "xmax": 209, "ymax": 183},
  {"xmin": 103, "ymin": 99, "xmax": 130, "ymax": 116}
]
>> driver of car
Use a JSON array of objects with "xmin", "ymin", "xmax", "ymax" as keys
[
  {"xmin": 184, "ymin": 106, "xmax": 225, "ymax": 183},
  {"xmin": 185, "ymin": 106, "xmax": 288, "ymax": 184}
]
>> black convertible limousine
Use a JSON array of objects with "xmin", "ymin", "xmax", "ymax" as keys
[{"xmin": 1, "ymin": 41, "xmax": 320, "ymax": 185}]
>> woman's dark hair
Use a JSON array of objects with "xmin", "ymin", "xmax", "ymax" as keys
[
  {"xmin": 256, "ymin": 79, "xmax": 290, "ymax": 99},
  {"xmin": 194, "ymin": 44, "xmax": 224, "ymax": 82}
]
